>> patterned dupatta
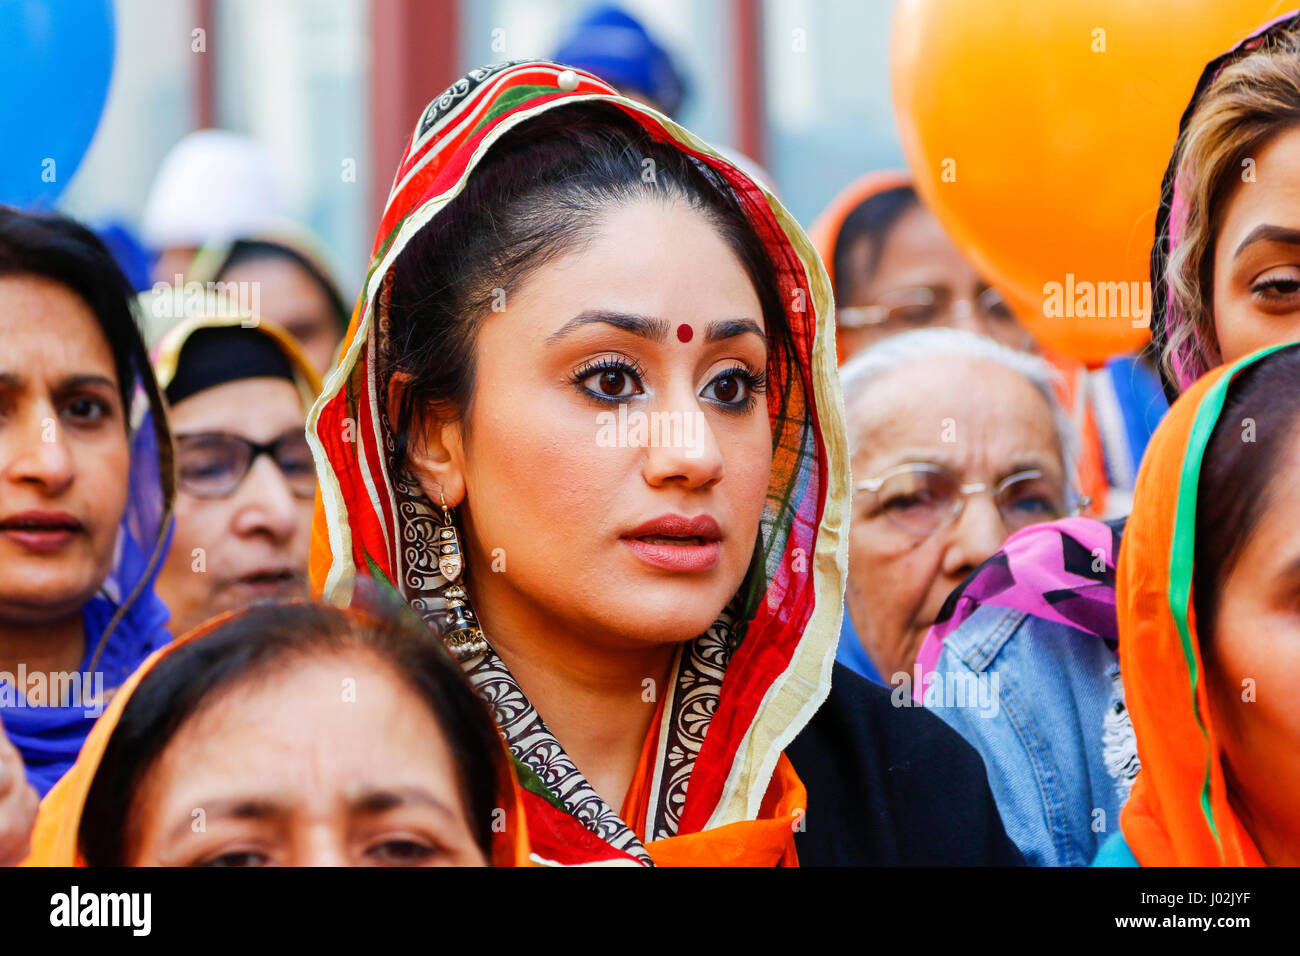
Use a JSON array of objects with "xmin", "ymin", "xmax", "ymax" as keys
[
  {"xmin": 307, "ymin": 62, "xmax": 848, "ymax": 865},
  {"xmin": 913, "ymin": 516, "xmax": 1122, "ymax": 698}
]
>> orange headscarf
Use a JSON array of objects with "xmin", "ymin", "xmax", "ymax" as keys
[
  {"xmin": 806, "ymin": 171, "xmax": 912, "ymax": 369},
  {"xmin": 806, "ymin": 170, "xmax": 913, "ymax": 300},
  {"xmin": 22, "ymin": 604, "xmax": 532, "ymax": 867},
  {"xmin": 1115, "ymin": 345, "xmax": 1292, "ymax": 866}
]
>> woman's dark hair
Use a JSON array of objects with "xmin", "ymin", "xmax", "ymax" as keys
[
  {"xmin": 217, "ymin": 238, "xmax": 349, "ymax": 332},
  {"xmin": 831, "ymin": 185, "xmax": 918, "ymax": 305},
  {"xmin": 385, "ymin": 101, "xmax": 794, "ymax": 468},
  {"xmin": 78, "ymin": 599, "xmax": 510, "ymax": 865},
  {"xmin": 0, "ymin": 205, "xmax": 148, "ymax": 420},
  {"xmin": 1193, "ymin": 345, "xmax": 1300, "ymax": 640}
]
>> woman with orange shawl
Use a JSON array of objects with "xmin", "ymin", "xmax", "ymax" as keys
[
  {"xmin": 309, "ymin": 61, "xmax": 1021, "ymax": 866},
  {"xmin": 24, "ymin": 595, "xmax": 529, "ymax": 867},
  {"xmin": 1098, "ymin": 341, "xmax": 1300, "ymax": 866}
]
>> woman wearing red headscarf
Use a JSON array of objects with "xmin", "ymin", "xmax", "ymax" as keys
[{"xmin": 307, "ymin": 61, "xmax": 1021, "ymax": 865}]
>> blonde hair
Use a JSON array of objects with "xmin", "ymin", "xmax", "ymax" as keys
[{"xmin": 1163, "ymin": 25, "xmax": 1300, "ymax": 388}]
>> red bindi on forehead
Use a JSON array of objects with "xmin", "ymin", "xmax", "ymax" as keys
[{"xmin": 676, "ymin": 323, "xmax": 693, "ymax": 343}]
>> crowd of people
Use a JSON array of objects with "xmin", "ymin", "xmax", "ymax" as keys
[{"xmin": 2, "ymin": 6, "xmax": 1300, "ymax": 867}]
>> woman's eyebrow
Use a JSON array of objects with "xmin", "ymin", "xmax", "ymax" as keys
[
  {"xmin": 546, "ymin": 311, "xmax": 764, "ymax": 345},
  {"xmin": 1234, "ymin": 223, "xmax": 1300, "ymax": 257},
  {"xmin": 704, "ymin": 318, "xmax": 764, "ymax": 343},
  {"xmin": 0, "ymin": 372, "xmax": 117, "ymax": 396},
  {"xmin": 54, "ymin": 374, "xmax": 117, "ymax": 394},
  {"xmin": 166, "ymin": 797, "xmax": 288, "ymax": 840},
  {"xmin": 1000, "ymin": 456, "xmax": 1055, "ymax": 476},
  {"xmin": 869, "ymin": 449, "xmax": 960, "ymax": 471},
  {"xmin": 350, "ymin": 786, "xmax": 456, "ymax": 817},
  {"xmin": 546, "ymin": 310, "xmax": 671, "ymax": 343}
]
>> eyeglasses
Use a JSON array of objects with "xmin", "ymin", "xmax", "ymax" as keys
[
  {"xmin": 854, "ymin": 462, "xmax": 1088, "ymax": 537},
  {"xmin": 176, "ymin": 430, "xmax": 317, "ymax": 500},
  {"xmin": 837, "ymin": 285, "xmax": 1015, "ymax": 331}
]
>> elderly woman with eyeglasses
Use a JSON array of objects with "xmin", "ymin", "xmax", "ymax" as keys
[
  {"xmin": 807, "ymin": 175, "xmax": 1156, "ymax": 521},
  {"xmin": 840, "ymin": 329, "xmax": 1082, "ymax": 684},
  {"xmin": 149, "ymin": 313, "xmax": 321, "ymax": 637}
]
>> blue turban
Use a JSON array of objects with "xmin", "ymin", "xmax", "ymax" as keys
[{"xmin": 552, "ymin": 4, "xmax": 686, "ymax": 117}]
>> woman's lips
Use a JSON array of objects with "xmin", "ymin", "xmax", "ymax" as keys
[
  {"xmin": 622, "ymin": 537, "xmax": 721, "ymax": 572},
  {"xmin": 0, "ymin": 512, "xmax": 83, "ymax": 554},
  {"xmin": 226, "ymin": 568, "xmax": 305, "ymax": 600},
  {"xmin": 621, "ymin": 514, "xmax": 723, "ymax": 573}
]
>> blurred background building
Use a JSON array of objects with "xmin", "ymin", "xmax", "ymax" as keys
[{"xmin": 58, "ymin": 0, "xmax": 903, "ymax": 297}]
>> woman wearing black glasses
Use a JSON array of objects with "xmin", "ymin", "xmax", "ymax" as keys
[
  {"xmin": 151, "ymin": 313, "xmax": 321, "ymax": 636},
  {"xmin": 838, "ymin": 327, "xmax": 1082, "ymax": 685}
]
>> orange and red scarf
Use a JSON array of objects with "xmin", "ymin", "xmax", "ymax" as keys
[{"xmin": 306, "ymin": 61, "xmax": 850, "ymax": 866}]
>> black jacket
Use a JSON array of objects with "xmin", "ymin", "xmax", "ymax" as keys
[{"xmin": 786, "ymin": 663, "xmax": 1024, "ymax": 865}]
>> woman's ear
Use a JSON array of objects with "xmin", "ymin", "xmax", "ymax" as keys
[{"xmin": 387, "ymin": 371, "xmax": 467, "ymax": 507}]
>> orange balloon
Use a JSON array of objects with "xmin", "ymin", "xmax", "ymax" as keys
[{"xmin": 892, "ymin": 0, "xmax": 1290, "ymax": 366}]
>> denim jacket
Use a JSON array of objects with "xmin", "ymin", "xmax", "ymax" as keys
[{"xmin": 924, "ymin": 603, "xmax": 1137, "ymax": 866}]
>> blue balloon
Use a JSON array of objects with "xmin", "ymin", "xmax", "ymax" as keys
[{"xmin": 0, "ymin": 0, "xmax": 115, "ymax": 209}]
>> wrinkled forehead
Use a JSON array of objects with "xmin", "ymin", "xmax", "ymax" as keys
[{"xmin": 845, "ymin": 356, "xmax": 1062, "ymax": 469}]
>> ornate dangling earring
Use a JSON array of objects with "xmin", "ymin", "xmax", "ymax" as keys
[{"xmin": 436, "ymin": 491, "xmax": 489, "ymax": 661}]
